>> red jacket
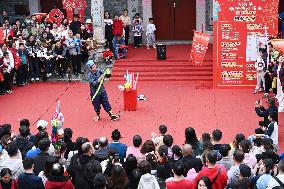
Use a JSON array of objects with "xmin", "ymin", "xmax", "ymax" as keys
[
  {"xmin": 45, "ymin": 177, "xmax": 75, "ymax": 189},
  {"xmin": 103, "ymin": 50, "xmax": 113, "ymax": 59},
  {"xmin": 113, "ymin": 19, "xmax": 123, "ymax": 36},
  {"xmin": 9, "ymin": 48, "xmax": 21, "ymax": 69},
  {"xmin": 166, "ymin": 179, "xmax": 194, "ymax": 189},
  {"xmin": 194, "ymin": 165, "xmax": 227, "ymax": 189},
  {"xmin": 0, "ymin": 179, "xmax": 17, "ymax": 189}
]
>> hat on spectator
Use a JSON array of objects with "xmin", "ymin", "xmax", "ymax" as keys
[
  {"xmin": 37, "ymin": 120, "xmax": 48, "ymax": 130},
  {"xmin": 86, "ymin": 19, "xmax": 92, "ymax": 24}
]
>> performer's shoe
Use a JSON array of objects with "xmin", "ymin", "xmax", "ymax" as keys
[
  {"xmin": 93, "ymin": 115, "xmax": 101, "ymax": 121},
  {"xmin": 111, "ymin": 114, "xmax": 120, "ymax": 121}
]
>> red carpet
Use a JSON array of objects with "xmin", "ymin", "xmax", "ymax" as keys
[
  {"xmin": 1, "ymin": 81, "xmax": 282, "ymax": 151},
  {"xmin": 113, "ymin": 44, "xmax": 213, "ymax": 81}
]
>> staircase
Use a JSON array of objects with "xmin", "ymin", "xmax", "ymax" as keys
[{"xmin": 111, "ymin": 60, "xmax": 213, "ymax": 81}]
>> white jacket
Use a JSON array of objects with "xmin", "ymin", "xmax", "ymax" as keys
[{"xmin": 138, "ymin": 173, "xmax": 160, "ymax": 189}]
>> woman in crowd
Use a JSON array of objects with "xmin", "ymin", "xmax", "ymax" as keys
[
  {"xmin": 119, "ymin": 9, "xmax": 131, "ymax": 46},
  {"xmin": 104, "ymin": 11, "xmax": 113, "ymax": 49},
  {"xmin": 0, "ymin": 168, "xmax": 17, "ymax": 189},
  {"xmin": 107, "ymin": 165, "xmax": 128, "ymax": 189},
  {"xmin": 112, "ymin": 14, "xmax": 123, "ymax": 38},
  {"xmin": 185, "ymin": 127, "xmax": 203, "ymax": 156},
  {"xmin": 196, "ymin": 176, "xmax": 212, "ymax": 189}
]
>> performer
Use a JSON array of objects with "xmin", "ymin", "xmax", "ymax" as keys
[{"xmin": 86, "ymin": 59, "xmax": 120, "ymax": 121}]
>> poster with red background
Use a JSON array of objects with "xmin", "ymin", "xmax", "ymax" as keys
[{"xmin": 213, "ymin": 0, "xmax": 279, "ymax": 88}]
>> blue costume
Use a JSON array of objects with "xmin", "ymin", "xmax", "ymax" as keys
[
  {"xmin": 87, "ymin": 70, "xmax": 112, "ymax": 114},
  {"xmin": 112, "ymin": 36, "xmax": 126, "ymax": 59},
  {"xmin": 86, "ymin": 60, "xmax": 119, "ymax": 121}
]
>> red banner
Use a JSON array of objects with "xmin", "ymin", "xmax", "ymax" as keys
[
  {"xmin": 213, "ymin": 0, "xmax": 279, "ymax": 88},
  {"xmin": 191, "ymin": 31, "xmax": 210, "ymax": 66},
  {"xmin": 0, "ymin": 28, "xmax": 4, "ymax": 44}
]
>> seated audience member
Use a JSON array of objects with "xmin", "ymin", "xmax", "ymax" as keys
[
  {"xmin": 196, "ymin": 176, "xmax": 212, "ymax": 189},
  {"xmin": 184, "ymin": 127, "xmax": 202, "ymax": 156},
  {"xmin": 151, "ymin": 124, "xmax": 168, "ymax": 147},
  {"xmin": 181, "ymin": 144, "xmax": 203, "ymax": 176},
  {"xmin": 0, "ymin": 168, "xmax": 17, "ymax": 189},
  {"xmin": 194, "ymin": 151, "xmax": 228, "ymax": 189},
  {"xmin": 93, "ymin": 173, "xmax": 107, "ymax": 189},
  {"xmin": 112, "ymin": 35, "xmax": 126, "ymax": 59},
  {"xmin": 137, "ymin": 160, "xmax": 160, "ymax": 189},
  {"xmin": 217, "ymin": 144, "xmax": 233, "ymax": 171},
  {"xmin": 4, "ymin": 142, "xmax": 24, "ymax": 179},
  {"xmin": 239, "ymin": 139, "xmax": 257, "ymax": 168},
  {"xmin": 107, "ymin": 129, "xmax": 127, "ymax": 161},
  {"xmin": 256, "ymin": 159, "xmax": 275, "ymax": 189},
  {"xmin": 18, "ymin": 158, "xmax": 44, "ymax": 189},
  {"xmin": 166, "ymin": 161, "xmax": 193, "ymax": 189},
  {"xmin": 94, "ymin": 137, "xmax": 109, "ymax": 162},
  {"xmin": 267, "ymin": 159, "xmax": 284, "ymax": 189},
  {"xmin": 163, "ymin": 134, "xmax": 173, "ymax": 158},
  {"xmin": 212, "ymin": 129, "xmax": 223, "ymax": 152},
  {"xmin": 126, "ymin": 135, "xmax": 143, "ymax": 158},
  {"xmin": 33, "ymin": 138, "xmax": 53, "ymax": 175},
  {"xmin": 45, "ymin": 163, "xmax": 75, "ymax": 189},
  {"xmin": 227, "ymin": 149, "xmax": 245, "ymax": 185},
  {"xmin": 229, "ymin": 164, "xmax": 253, "ymax": 189}
]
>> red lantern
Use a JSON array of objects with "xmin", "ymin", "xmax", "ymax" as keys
[{"xmin": 47, "ymin": 9, "xmax": 64, "ymax": 24}]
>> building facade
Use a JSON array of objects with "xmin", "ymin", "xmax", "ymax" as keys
[{"xmin": 0, "ymin": 0, "xmax": 214, "ymax": 41}]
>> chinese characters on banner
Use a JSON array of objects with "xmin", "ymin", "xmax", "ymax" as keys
[
  {"xmin": 63, "ymin": 0, "xmax": 87, "ymax": 23},
  {"xmin": 213, "ymin": 0, "xmax": 279, "ymax": 88},
  {"xmin": 191, "ymin": 31, "xmax": 210, "ymax": 66},
  {"xmin": 91, "ymin": 0, "xmax": 102, "ymax": 27}
]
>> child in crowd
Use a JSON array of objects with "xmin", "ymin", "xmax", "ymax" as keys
[
  {"xmin": 102, "ymin": 46, "xmax": 113, "ymax": 65},
  {"xmin": 132, "ymin": 20, "xmax": 143, "ymax": 48},
  {"xmin": 146, "ymin": 18, "xmax": 156, "ymax": 50}
]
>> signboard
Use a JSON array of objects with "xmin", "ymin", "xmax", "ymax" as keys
[
  {"xmin": 91, "ymin": 0, "xmax": 102, "ymax": 27},
  {"xmin": 213, "ymin": 0, "xmax": 279, "ymax": 88}
]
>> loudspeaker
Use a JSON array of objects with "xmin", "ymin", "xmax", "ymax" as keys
[{"xmin": 156, "ymin": 44, "xmax": 166, "ymax": 60}]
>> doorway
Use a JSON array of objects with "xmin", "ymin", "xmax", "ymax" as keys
[
  {"xmin": 40, "ymin": 0, "xmax": 63, "ymax": 13},
  {"xmin": 152, "ymin": 0, "xmax": 196, "ymax": 40}
]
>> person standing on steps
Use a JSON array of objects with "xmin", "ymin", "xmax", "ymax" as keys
[
  {"xmin": 120, "ymin": 9, "xmax": 131, "ymax": 46},
  {"xmin": 86, "ymin": 59, "xmax": 120, "ymax": 121}
]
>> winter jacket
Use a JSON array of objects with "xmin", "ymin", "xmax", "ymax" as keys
[
  {"xmin": 138, "ymin": 173, "xmax": 160, "ymax": 189},
  {"xmin": 45, "ymin": 176, "xmax": 75, "ymax": 189},
  {"xmin": 14, "ymin": 136, "xmax": 33, "ymax": 158},
  {"xmin": 33, "ymin": 152, "xmax": 55, "ymax": 176},
  {"xmin": 112, "ymin": 20, "xmax": 123, "ymax": 36},
  {"xmin": 4, "ymin": 155, "xmax": 25, "ymax": 179},
  {"xmin": 194, "ymin": 166, "xmax": 228, "ymax": 189},
  {"xmin": 18, "ymin": 172, "xmax": 44, "ymax": 189}
]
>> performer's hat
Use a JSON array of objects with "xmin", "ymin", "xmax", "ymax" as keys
[{"xmin": 86, "ymin": 59, "xmax": 96, "ymax": 69}]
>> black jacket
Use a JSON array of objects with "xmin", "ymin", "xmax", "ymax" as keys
[
  {"xmin": 33, "ymin": 152, "xmax": 55, "ymax": 175},
  {"xmin": 72, "ymin": 154, "xmax": 102, "ymax": 189},
  {"xmin": 181, "ymin": 155, "xmax": 203, "ymax": 176},
  {"xmin": 18, "ymin": 172, "xmax": 44, "ymax": 189},
  {"xmin": 69, "ymin": 21, "xmax": 81, "ymax": 35}
]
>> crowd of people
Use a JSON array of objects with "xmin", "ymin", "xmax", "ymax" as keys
[
  {"xmin": 0, "ymin": 9, "xmax": 157, "ymax": 96},
  {"xmin": 0, "ymin": 96, "xmax": 281, "ymax": 189}
]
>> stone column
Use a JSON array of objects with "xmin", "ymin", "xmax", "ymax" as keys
[
  {"xmin": 128, "ymin": 0, "xmax": 139, "ymax": 44},
  {"xmin": 142, "ymin": 0, "xmax": 152, "ymax": 45},
  {"xmin": 29, "ymin": 0, "xmax": 41, "ymax": 14},
  {"xmin": 91, "ymin": 0, "xmax": 105, "ymax": 53}
]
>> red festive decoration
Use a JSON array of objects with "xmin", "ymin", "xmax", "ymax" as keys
[
  {"xmin": 190, "ymin": 31, "xmax": 210, "ymax": 66},
  {"xmin": 75, "ymin": 0, "xmax": 87, "ymax": 22},
  {"xmin": 33, "ymin": 13, "xmax": 47, "ymax": 23},
  {"xmin": 63, "ymin": 0, "xmax": 76, "ymax": 23},
  {"xmin": 47, "ymin": 9, "xmax": 64, "ymax": 24},
  {"xmin": 63, "ymin": 0, "xmax": 87, "ymax": 23}
]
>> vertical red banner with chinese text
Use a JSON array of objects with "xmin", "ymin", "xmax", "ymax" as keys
[{"xmin": 213, "ymin": 0, "xmax": 279, "ymax": 88}]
